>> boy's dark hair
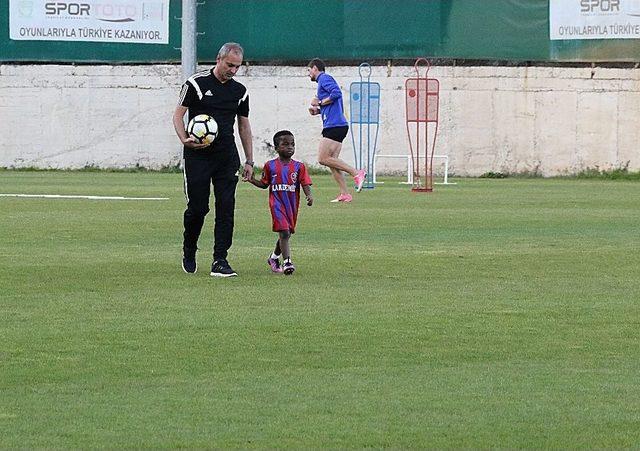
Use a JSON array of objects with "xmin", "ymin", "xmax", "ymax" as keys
[
  {"xmin": 307, "ymin": 58, "xmax": 325, "ymax": 72},
  {"xmin": 273, "ymin": 130, "xmax": 294, "ymax": 148}
]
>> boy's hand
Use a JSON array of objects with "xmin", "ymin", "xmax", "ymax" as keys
[{"xmin": 306, "ymin": 195, "xmax": 313, "ymax": 206}]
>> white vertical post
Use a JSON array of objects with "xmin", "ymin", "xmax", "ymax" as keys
[
  {"xmin": 178, "ymin": 0, "xmax": 197, "ymax": 167},
  {"xmin": 181, "ymin": 0, "xmax": 197, "ymax": 80}
]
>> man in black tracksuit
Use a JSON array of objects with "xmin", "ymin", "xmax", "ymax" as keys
[{"xmin": 172, "ymin": 42, "xmax": 254, "ymax": 277}]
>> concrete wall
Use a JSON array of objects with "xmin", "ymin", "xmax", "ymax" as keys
[{"xmin": 1, "ymin": 64, "xmax": 638, "ymax": 176}]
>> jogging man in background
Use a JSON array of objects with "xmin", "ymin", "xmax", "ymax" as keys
[{"xmin": 308, "ymin": 58, "xmax": 366, "ymax": 203}]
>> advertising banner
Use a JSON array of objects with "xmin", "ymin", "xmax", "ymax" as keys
[
  {"xmin": 9, "ymin": 0, "xmax": 170, "ymax": 44},
  {"xmin": 550, "ymin": 0, "xmax": 640, "ymax": 40}
]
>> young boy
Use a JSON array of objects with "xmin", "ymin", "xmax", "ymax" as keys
[{"xmin": 246, "ymin": 130, "xmax": 313, "ymax": 275}]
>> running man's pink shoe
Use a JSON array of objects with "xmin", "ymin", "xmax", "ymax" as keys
[
  {"xmin": 267, "ymin": 257, "xmax": 283, "ymax": 273},
  {"xmin": 354, "ymin": 169, "xmax": 367, "ymax": 192},
  {"xmin": 330, "ymin": 193, "xmax": 353, "ymax": 203}
]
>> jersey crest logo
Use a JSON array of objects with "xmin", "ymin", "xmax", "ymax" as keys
[{"xmin": 291, "ymin": 172, "xmax": 298, "ymax": 183}]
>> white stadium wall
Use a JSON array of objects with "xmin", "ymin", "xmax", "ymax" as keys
[{"xmin": 0, "ymin": 64, "xmax": 638, "ymax": 176}]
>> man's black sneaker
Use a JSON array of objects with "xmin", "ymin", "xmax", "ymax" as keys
[
  {"xmin": 182, "ymin": 249, "xmax": 197, "ymax": 274},
  {"xmin": 211, "ymin": 259, "xmax": 237, "ymax": 277}
]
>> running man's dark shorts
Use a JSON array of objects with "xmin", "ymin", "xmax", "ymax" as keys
[{"xmin": 322, "ymin": 126, "xmax": 349, "ymax": 143}]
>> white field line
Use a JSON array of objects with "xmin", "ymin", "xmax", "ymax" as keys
[{"xmin": 0, "ymin": 193, "xmax": 169, "ymax": 201}]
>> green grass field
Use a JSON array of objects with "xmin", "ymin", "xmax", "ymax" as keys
[{"xmin": 1, "ymin": 171, "xmax": 639, "ymax": 448}]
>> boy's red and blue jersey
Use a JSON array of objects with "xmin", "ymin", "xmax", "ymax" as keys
[{"xmin": 260, "ymin": 159, "xmax": 312, "ymax": 233}]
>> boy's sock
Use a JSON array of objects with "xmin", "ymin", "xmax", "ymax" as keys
[
  {"xmin": 270, "ymin": 253, "xmax": 281, "ymax": 260},
  {"xmin": 284, "ymin": 258, "xmax": 292, "ymax": 264}
]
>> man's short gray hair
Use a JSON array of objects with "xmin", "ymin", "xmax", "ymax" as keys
[{"xmin": 217, "ymin": 42, "xmax": 244, "ymax": 59}]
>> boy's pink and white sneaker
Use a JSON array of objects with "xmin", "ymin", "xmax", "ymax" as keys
[
  {"xmin": 330, "ymin": 193, "xmax": 353, "ymax": 203},
  {"xmin": 267, "ymin": 257, "xmax": 283, "ymax": 273},
  {"xmin": 354, "ymin": 169, "xmax": 367, "ymax": 192},
  {"xmin": 283, "ymin": 261, "xmax": 295, "ymax": 275}
]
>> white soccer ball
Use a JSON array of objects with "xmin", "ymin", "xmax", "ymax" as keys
[{"xmin": 187, "ymin": 114, "xmax": 218, "ymax": 145}]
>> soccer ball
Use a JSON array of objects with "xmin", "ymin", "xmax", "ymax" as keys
[{"xmin": 187, "ymin": 114, "xmax": 218, "ymax": 145}]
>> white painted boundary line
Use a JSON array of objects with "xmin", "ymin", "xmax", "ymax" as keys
[{"xmin": 0, "ymin": 194, "xmax": 169, "ymax": 201}]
